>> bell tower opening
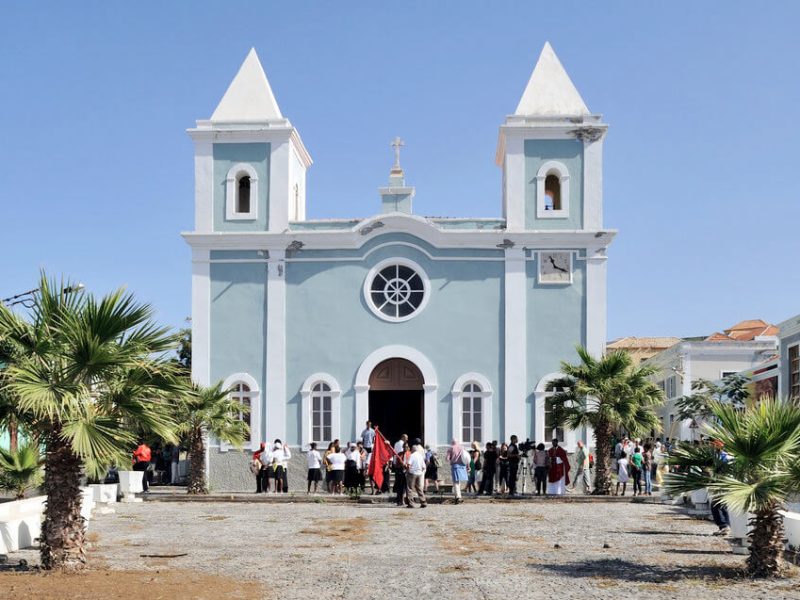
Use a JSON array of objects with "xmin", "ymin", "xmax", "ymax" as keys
[{"xmin": 368, "ymin": 358, "xmax": 424, "ymax": 445}]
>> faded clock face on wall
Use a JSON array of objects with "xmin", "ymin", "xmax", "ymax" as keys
[{"xmin": 539, "ymin": 251, "xmax": 571, "ymax": 284}]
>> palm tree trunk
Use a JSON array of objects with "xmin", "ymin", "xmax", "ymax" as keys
[
  {"xmin": 40, "ymin": 430, "xmax": 86, "ymax": 570},
  {"xmin": 9, "ymin": 417, "xmax": 18, "ymax": 452},
  {"xmin": 592, "ymin": 422, "xmax": 613, "ymax": 495},
  {"xmin": 186, "ymin": 428, "xmax": 207, "ymax": 494},
  {"xmin": 747, "ymin": 504, "xmax": 785, "ymax": 577}
]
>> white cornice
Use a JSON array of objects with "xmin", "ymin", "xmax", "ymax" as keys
[
  {"xmin": 778, "ymin": 314, "xmax": 800, "ymax": 339},
  {"xmin": 182, "ymin": 214, "xmax": 617, "ymax": 252}
]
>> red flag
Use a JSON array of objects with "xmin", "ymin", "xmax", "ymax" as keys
[{"xmin": 367, "ymin": 427, "xmax": 395, "ymax": 490}]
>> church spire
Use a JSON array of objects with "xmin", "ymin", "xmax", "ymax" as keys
[
  {"xmin": 211, "ymin": 48, "xmax": 283, "ymax": 122},
  {"xmin": 514, "ymin": 42, "xmax": 590, "ymax": 117}
]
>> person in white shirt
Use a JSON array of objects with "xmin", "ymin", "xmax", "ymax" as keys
[
  {"xmin": 405, "ymin": 440, "xmax": 428, "ymax": 508},
  {"xmin": 327, "ymin": 448, "xmax": 346, "ymax": 495},
  {"xmin": 260, "ymin": 444, "xmax": 274, "ymax": 493},
  {"xmin": 306, "ymin": 442, "xmax": 322, "ymax": 494},
  {"xmin": 271, "ymin": 440, "xmax": 288, "ymax": 493},
  {"xmin": 394, "ymin": 433, "xmax": 408, "ymax": 455}
]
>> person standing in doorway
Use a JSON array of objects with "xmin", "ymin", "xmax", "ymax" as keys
[
  {"xmin": 361, "ymin": 421, "xmax": 375, "ymax": 454},
  {"xmin": 394, "ymin": 434, "xmax": 408, "ymax": 455},
  {"xmin": 405, "ymin": 440, "xmax": 427, "ymax": 508},
  {"xmin": 507, "ymin": 435, "xmax": 521, "ymax": 497},
  {"xmin": 571, "ymin": 440, "xmax": 591, "ymax": 494},
  {"xmin": 132, "ymin": 441, "xmax": 151, "ymax": 493},
  {"xmin": 546, "ymin": 439, "xmax": 570, "ymax": 495},
  {"xmin": 446, "ymin": 439, "xmax": 468, "ymax": 504}
]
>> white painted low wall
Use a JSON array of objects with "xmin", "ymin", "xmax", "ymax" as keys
[
  {"xmin": 0, "ymin": 488, "xmax": 96, "ymax": 554},
  {"xmin": 780, "ymin": 510, "xmax": 800, "ymax": 549}
]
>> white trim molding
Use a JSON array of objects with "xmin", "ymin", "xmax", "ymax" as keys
[
  {"xmin": 534, "ymin": 371, "xmax": 577, "ymax": 451},
  {"xmin": 221, "ymin": 372, "xmax": 261, "ymax": 452},
  {"xmin": 451, "ymin": 372, "xmax": 493, "ymax": 444},
  {"xmin": 536, "ymin": 160, "xmax": 570, "ymax": 219},
  {"xmin": 363, "ymin": 257, "xmax": 431, "ymax": 323},
  {"xmin": 354, "ymin": 345, "xmax": 439, "ymax": 445},
  {"xmin": 225, "ymin": 163, "xmax": 259, "ymax": 221},
  {"xmin": 300, "ymin": 372, "xmax": 342, "ymax": 448},
  {"xmin": 504, "ymin": 249, "xmax": 527, "ymax": 440}
]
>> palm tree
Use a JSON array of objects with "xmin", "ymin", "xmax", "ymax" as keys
[
  {"xmin": 0, "ymin": 442, "xmax": 43, "ymax": 499},
  {"xmin": 665, "ymin": 398, "xmax": 800, "ymax": 578},
  {"xmin": 174, "ymin": 382, "xmax": 249, "ymax": 494},
  {"xmin": 0, "ymin": 274, "xmax": 180, "ymax": 570},
  {"xmin": 545, "ymin": 346, "xmax": 664, "ymax": 495}
]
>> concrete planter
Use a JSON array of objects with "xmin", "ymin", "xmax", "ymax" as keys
[
  {"xmin": 89, "ymin": 483, "xmax": 118, "ymax": 504},
  {"xmin": 118, "ymin": 471, "xmax": 144, "ymax": 502}
]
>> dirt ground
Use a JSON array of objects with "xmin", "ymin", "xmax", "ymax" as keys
[
  {"xmin": 0, "ymin": 569, "xmax": 262, "ymax": 600},
  {"xmin": 3, "ymin": 500, "xmax": 800, "ymax": 600}
]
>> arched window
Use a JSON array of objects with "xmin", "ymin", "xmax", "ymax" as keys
[
  {"xmin": 462, "ymin": 383, "xmax": 483, "ymax": 443},
  {"xmin": 225, "ymin": 163, "xmax": 258, "ymax": 220},
  {"xmin": 544, "ymin": 174, "xmax": 561, "ymax": 211},
  {"xmin": 311, "ymin": 382, "xmax": 333, "ymax": 443},
  {"xmin": 237, "ymin": 175, "xmax": 251, "ymax": 214},
  {"xmin": 229, "ymin": 382, "xmax": 253, "ymax": 443},
  {"xmin": 536, "ymin": 161, "xmax": 570, "ymax": 219}
]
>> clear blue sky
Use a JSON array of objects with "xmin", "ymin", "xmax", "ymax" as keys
[{"xmin": 1, "ymin": 1, "xmax": 798, "ymax": 340}]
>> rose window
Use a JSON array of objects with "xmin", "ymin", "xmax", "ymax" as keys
[{"xmin": 366, "ymin": 261, "xmax": 429, "ymax": 322}]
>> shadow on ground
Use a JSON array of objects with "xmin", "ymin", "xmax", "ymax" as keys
[{"xmin": 533, "ymin": 558, "xmax": 742, "ymax": 584}]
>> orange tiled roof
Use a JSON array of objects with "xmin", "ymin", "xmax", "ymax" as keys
[{"xmin": 607, "ymin": 337, "xmax": 681, "ymax": 349}]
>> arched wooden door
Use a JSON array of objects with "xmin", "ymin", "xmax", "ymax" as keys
[{"xmin": 368, "ymin": 358, "xmax": 424, "ymax": 444}]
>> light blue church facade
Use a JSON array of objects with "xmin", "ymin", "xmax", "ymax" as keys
[{"xmin": 183, "ymin": 44, "xmax": 616, "ymax": 490}]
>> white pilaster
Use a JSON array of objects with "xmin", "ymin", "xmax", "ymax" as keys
[
  {"xmin": 266, "ymin": 250, "xmax": 287, "ymax": 441},
  {"xmin": 191, "ymin": 248, "xmax": 211, "ymax": 386},
  {"xmin": 582, "ymin": 138, "xmax": 604, "ymax": 230},
  {"xmin": 423, "ymin": 383, "xmax": 439, "ymax": 445},
  {"xmin": 268, "ymin": 139, "xmax": 290, "ymax": 232},
  {"xmin": 585, "ymin": 249, "xmax": 608, "ymax": 358},
  {"xmin": 503, "ymin": 135, "xmax": 526, "ymax": 231},
  {"xmin": 191, "ymin": 247, "xmax": 211, "ymax": 479},
  {"xmin": 193, "ymin": 140, "xmax": 213, "ymax": 232},
  {"xmin": 680, "ymin": 352, "xmax": 693, "ymax": 441},
  {"xmin": 504, "ymin": 248, "xmax": 527, "ymax": 440}
]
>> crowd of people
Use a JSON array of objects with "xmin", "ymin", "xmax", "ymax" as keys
[{"xmin": 246, "ymin": 421, "xmax": 618, "ymax": 502}]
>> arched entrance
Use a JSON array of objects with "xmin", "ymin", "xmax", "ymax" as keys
[{"xmin": 368, "ymin": 358, "xmax": 424, "ymax": 444}]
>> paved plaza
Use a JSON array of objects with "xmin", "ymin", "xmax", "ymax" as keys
[{"xmin": 4, "ymin": 500, "xmax": 799, "ymax": 599}]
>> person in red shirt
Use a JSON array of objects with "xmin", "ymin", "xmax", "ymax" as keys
[{"xmin": 132, "ymin": 442, "xmax": 152, "ymax": 492}]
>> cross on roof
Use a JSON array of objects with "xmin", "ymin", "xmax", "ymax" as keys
[{"xmin": 391, "ymin": 136, "xmax": 404, "ymax": 169}]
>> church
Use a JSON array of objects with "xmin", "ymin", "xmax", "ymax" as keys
[{"xmin": 183, "ymin": 43, "xmax": 615, "ymax": 491}]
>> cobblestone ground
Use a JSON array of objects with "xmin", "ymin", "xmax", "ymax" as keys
[{"xmin": 18, "ymin": 500, "xmax": 800, "ymax": 599}]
